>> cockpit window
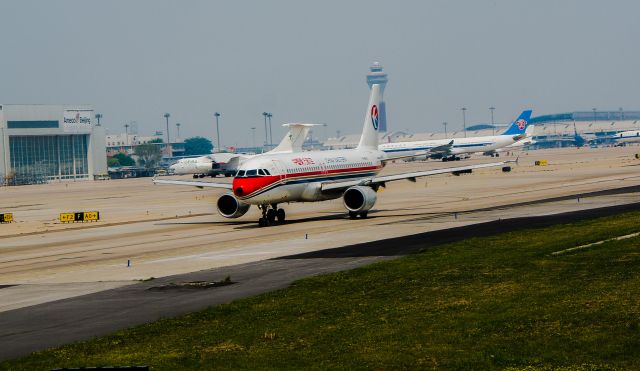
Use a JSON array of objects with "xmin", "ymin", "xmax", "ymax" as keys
[
  {"xmin": 236, "ymin": 170, "xmax": 245, "ymax": 177},
  {"xmin": 258, "ymin": 169, "xmax": 265, "ymax": 176},
  {"xmin": 263, "ymin": 169, "xmax": 271, "ymax": 175},
  {"xmin": 246, "ymin": 169, "xmax": 257, "ymax": 177}
]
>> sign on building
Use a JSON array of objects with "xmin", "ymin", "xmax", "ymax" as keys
[{"xmin": 63, "ymin": 109, "xmax": 93, "ymax": 132}]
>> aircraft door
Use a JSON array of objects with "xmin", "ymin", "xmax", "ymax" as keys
[{"xmin": 272, "ymin": 159, "xmax": 286, "ymax": 180}]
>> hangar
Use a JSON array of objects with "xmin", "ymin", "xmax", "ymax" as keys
[{"xmin": 0, "ymin": 104, "xmax": 107, "ymax": 185}]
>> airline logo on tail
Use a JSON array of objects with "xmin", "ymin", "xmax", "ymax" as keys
[
  {"xmin": 502, "ymin": 110, "xmax": 533, "ymax": 136},
  {"xmin": 371, "ymin": 105, "xmax": 379, "ymax": 130}
]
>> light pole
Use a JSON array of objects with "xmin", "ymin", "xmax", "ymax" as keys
[
  {"xmin": 619, "ymin": 107, "xmax": 624, "ymax": 121},
  {"xmin": 592, "ymin": 108, "xmax": 597, "ymax": 126},
  {"xmin": 267, "ymin": 112, "xmax": 273, "ymax": 146},
  {"xmin": 461, "ymin": 107, "xmax": 467, "ymax": 138},
  {"xmin": 250, "ymin": 127, "xmax": 256, "ymax": 149},
  {"xmin": 214, "ymin": 112, "xmax": 221, "ymax": 152},
  {"xmin": 164, "ymin": 113, "xmax": 171, "ymax": 156},
  {"xmin": 176, "ymin": 122, "xmax": 181, "ymax": 139},
  {"xmin": 95, "ymin": 113, "xmax": 102, "ymax": 126},
  {"xmin": 322, "ymin": 123, "xmax": 328, "ymax": 142},
  {"xmin": 489, "ymin": 106, "xmax": 495, "ymax": 135},
  {"xmin": 262, "ymin": 112, "xmax": 268, "ymax": 147},
  {"xmin": 124, "ymin": 123, "xmax": 130, "ymax": 150},
  {"xmin": 442, "ymin": 122, "xmax": 448, "ymax": 137},
  {"xmin": 164, "ymin": 112, "xmax": 171, "ymax": 142}
]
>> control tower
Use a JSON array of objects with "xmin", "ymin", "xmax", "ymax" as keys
[{"xmin": 366, "ymin": 62, "xmax": 388, "ymax": 132}]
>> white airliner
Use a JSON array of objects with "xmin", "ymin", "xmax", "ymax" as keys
[
  {"xmin": 155, "ymin": 81, "xmax": 510, "ymax": 226},
  {"xmin": 613, "ymin": 130, "xmax": 640, "ymax": 144},
  {"xmin": 170, "ymin": 124, "xmax": 315, "ymax": 178},
  {"xmin": 380, "ymin": 110, "xmax": 534, "ymax": 161}
]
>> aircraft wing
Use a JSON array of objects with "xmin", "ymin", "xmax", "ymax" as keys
[
  {"xmin": 321, "ymin": 161, "xmax": 509, "ymax": 192},
  {"xmin": 381, "ymin": 150, "xmax": 431, "ymax": 162},
  {"xmin": 153, "ymin": 179, "xmax": 233, "ymax": 189},
  {"xmin": 427, "ymin": 140, "xmax": 454, "ymax": 155}
]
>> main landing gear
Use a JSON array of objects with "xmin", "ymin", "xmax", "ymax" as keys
[
  {"xmin": 258, "ymin": 204, "xmax": 286, "ymax": 227},
  {"xmin": 441, "ymin": 156, "xmax": 461, "ymax": 162}
]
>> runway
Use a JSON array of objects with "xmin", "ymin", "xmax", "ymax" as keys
[{"xmin": 0, "ymin": 146, "xmax": 640, "ymax": 360}]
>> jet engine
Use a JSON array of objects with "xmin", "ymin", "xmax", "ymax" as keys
[
  {"xmin": 217, "ymin": 193, "xmax": 250, "ymax": 218},
  {"xmin": 343, "ymin": 186, "xmax": 377, "ymax": 213}
]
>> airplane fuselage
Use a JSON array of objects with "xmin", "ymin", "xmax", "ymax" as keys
[
  {"xmin": 614, "ymin": 130, "xmax": 640, "ymax": 143},
  {"xmin": 380, "ymin": 134, "xmax": 518, "ymax": 157},
  {"xmin": 232, "ymin": 148, "xmax": 384, "ymax": 204}
]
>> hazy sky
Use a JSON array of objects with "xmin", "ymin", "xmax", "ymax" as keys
[{"xmin": 1, "ymin": 0, "xmax": 638, "ymax": 148}]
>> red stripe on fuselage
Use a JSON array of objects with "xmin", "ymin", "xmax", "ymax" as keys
[{"xmin": 232, "ymin": 165, "xmax": 381, "ymax": 199}]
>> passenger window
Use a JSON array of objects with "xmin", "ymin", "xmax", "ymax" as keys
[{"xmin": 246, "ymin": 169, "xmax": 257, "ymax": 177}]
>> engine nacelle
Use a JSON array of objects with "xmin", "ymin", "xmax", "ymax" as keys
[
  {"xmin": 217, "ymin": 193, "xmax": 250, "ymax": 218},
  {"xmin": 343, "ymin": 186, "xmax": 377, "ymax": 213}
]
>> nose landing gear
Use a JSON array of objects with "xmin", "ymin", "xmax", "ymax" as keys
[{"xmin": 258, "ymin": 204, "xmax": 286, "ymax": 227}]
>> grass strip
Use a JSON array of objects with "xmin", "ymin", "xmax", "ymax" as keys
[{"xmin": 2, "ymin": 211, "xmax": 640, "ymax": 370}]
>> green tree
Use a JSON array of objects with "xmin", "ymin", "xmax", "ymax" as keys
[
  {"xmin": 184, "ymin": 136, "xmax": 213, "ymax": 156},
  {"xmin": 147, "ymin": 138, "xmax": 163, "ymax": 144},
  {"xmin": 134, "ymin": 143, "xmax": 162, "ymax": 169},
  {"xmin": 112, "ymin": 153, "xmax": 135, "ymax": 166},
  {"xmin": 107, "ymin": 157, "xmax": 120, "ymax": 167}
]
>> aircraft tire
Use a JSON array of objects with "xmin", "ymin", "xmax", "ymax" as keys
[
  {"xmin": 348, "ymin": 211, "xmax": 357, "ymax": 219},
  {"xmin": 258, "ymin": 218, "xmax": 267, "ymax": 227},
  {"xmin": 360, "ymin": 211, "xmax": 368, "ymax": 219},
  {"xmin": 267, "ymin": 209, "xmax": 276, "ymax": 223},
  {"xmin": 276, "ymin": 208, "xmax": 286, "ymax": 223}
]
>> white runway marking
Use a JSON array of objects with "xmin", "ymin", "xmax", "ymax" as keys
[{"xmin": 551, "ymin": 231, "xmax": 640, "ymax": 256}]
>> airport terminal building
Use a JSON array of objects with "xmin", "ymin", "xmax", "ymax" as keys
[{"xmin": 0, "ymin": 105, "xmax": 107, "ymax": 185}]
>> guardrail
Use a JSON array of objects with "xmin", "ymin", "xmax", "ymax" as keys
[{"xmin": 60, "ymin": 211, "xmax": 100, "ymax": 223}]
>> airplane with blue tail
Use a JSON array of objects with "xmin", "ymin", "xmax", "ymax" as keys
[{"xmin": 379, "ymin": 110, "xmax": 534, "ymax": 161}]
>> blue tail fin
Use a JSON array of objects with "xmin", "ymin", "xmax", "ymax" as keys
[{"xmin": 501, "ymin": 110, "xmax": 533, "ymax": 135}]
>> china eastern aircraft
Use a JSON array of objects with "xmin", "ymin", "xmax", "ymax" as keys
[
  {"xmin": 170, "ymin": 124, "xmax": 315, "ymax": 178},
  {"xmin": 380, "ymin": 110, "xmax": 533, "ymax": 161},
  {"xmin": 155, "ymin": 82, "xmax": 509, "ymax": 226}
]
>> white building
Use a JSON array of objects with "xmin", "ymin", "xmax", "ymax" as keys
[{"xmin": 0, "ymin": 104, "xmax": 107, "ymax": 184}]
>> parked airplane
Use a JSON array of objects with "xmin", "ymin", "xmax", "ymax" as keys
[
  {"xmin": 612, "ymin": 130, "xmax": 640, "ymax": 144},
  {"xmin": 155, "ymin": 81, "xmax": 510, "ymax": 226},
  {"xmin": 380, "ymin": 110, "xmax": 533, "ymax": 161},
  {"xmin": 170, "ymin": 124, "xmax": 315, "ymax": 178}
]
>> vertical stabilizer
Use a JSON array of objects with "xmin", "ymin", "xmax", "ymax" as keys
[
  {"xmin": 269, "ymin": 123, "xmax": 314, "ymax": 153},
  {"xmin": 357, "ymin": 84, "xmax": 382, "ymax": 150},
  {"xmin": 501, "ymin": 110, "xmax": 533, "ymax": 135}
]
